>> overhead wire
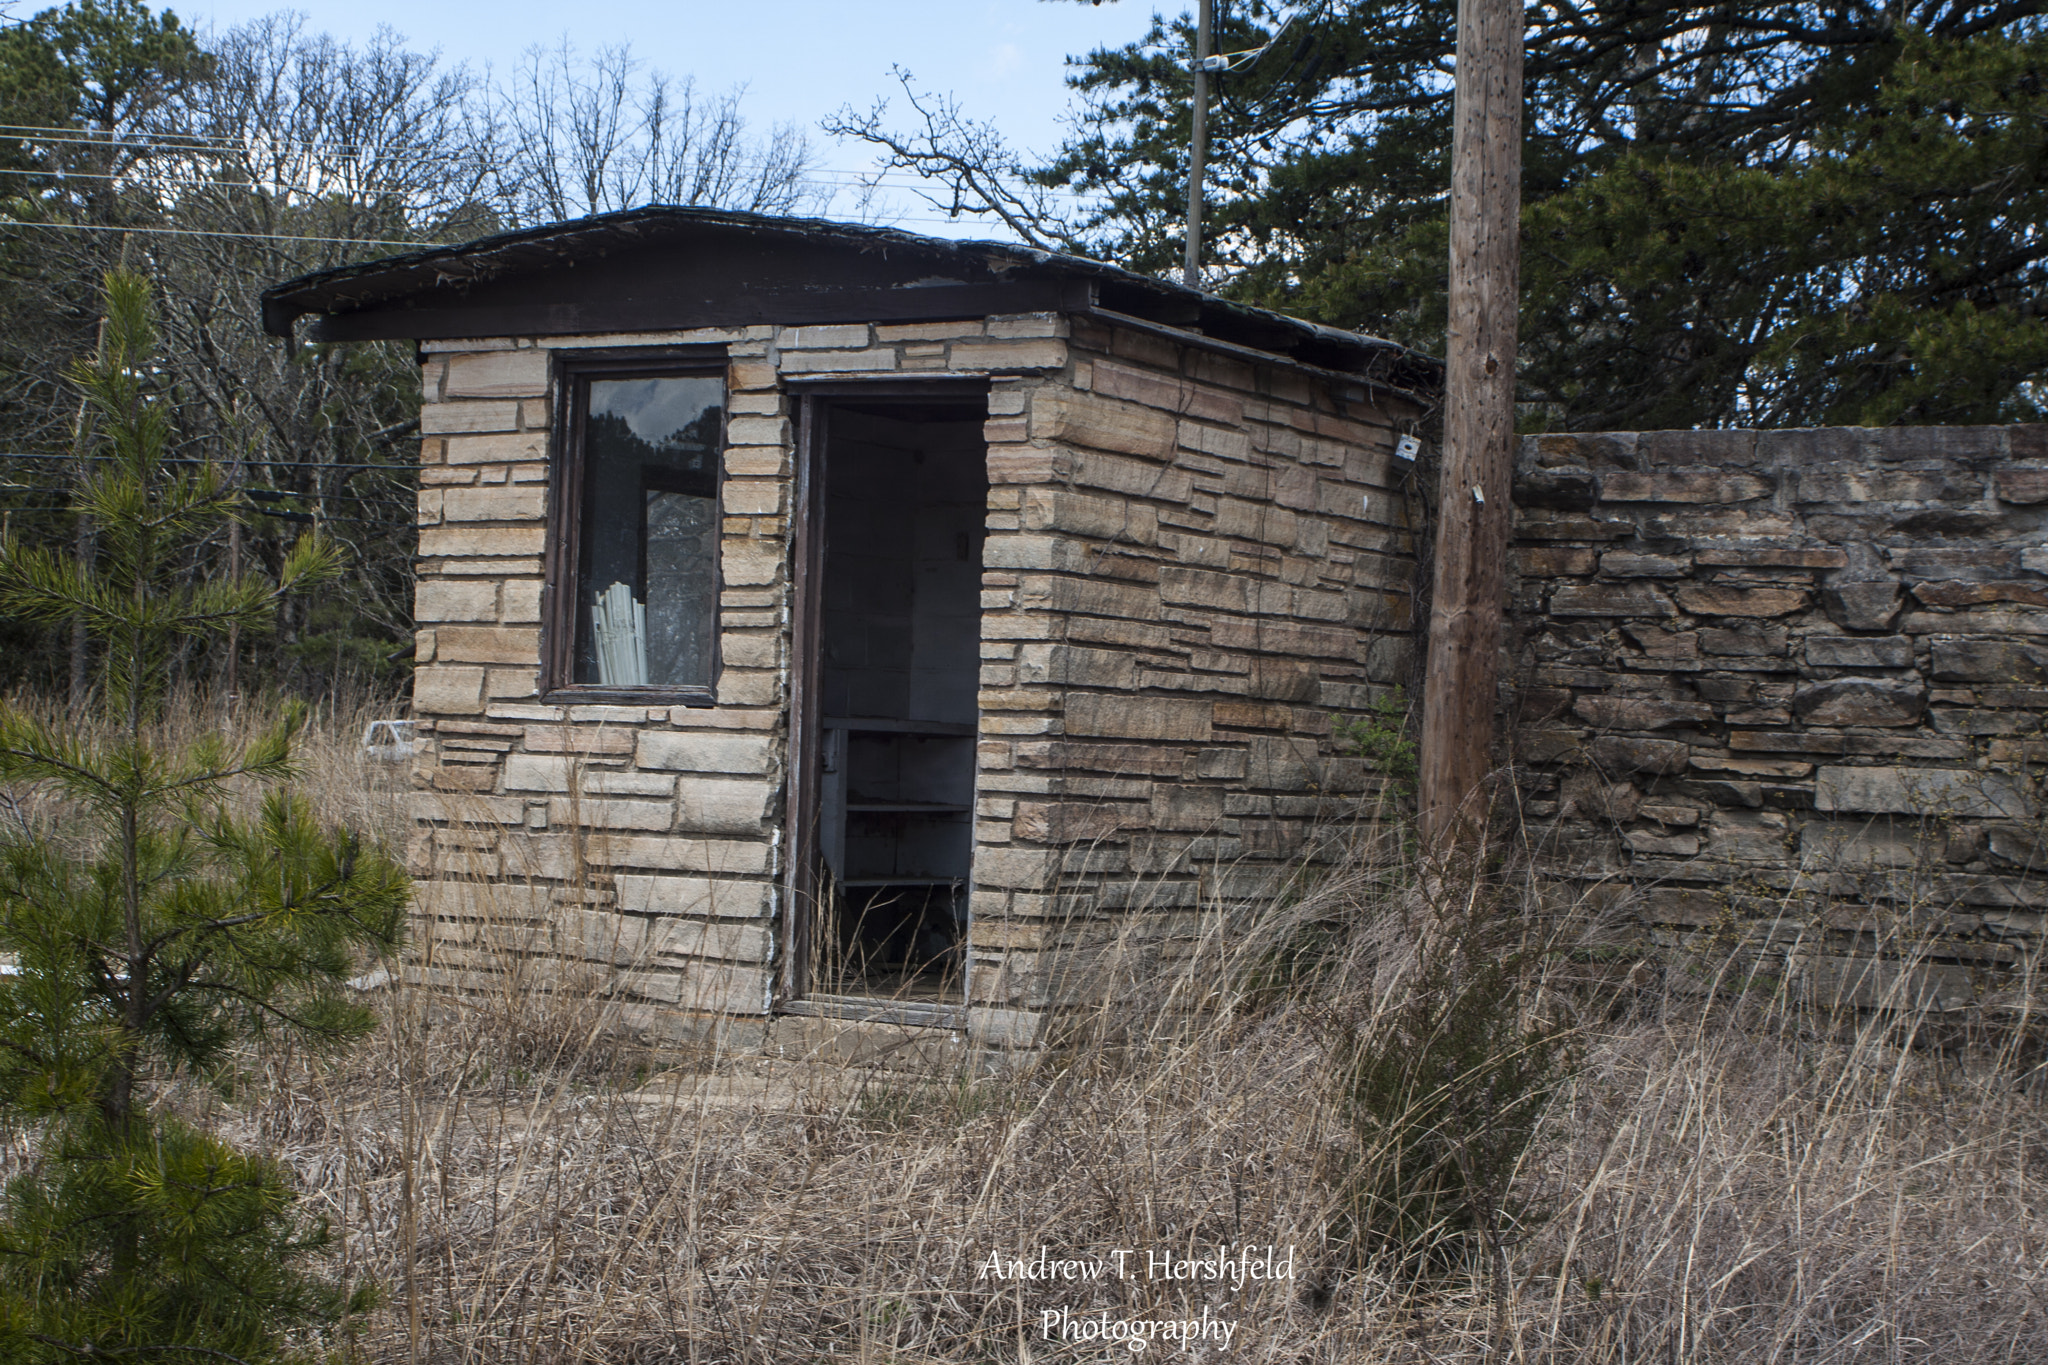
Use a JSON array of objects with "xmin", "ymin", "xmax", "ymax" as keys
[
  {"xmin": 0, "ymin": 122, "xmax": 956, "ymax": 191},
  {"xmin": 0, "ymin": 452, "xmax": 416, "ymax": 471}
]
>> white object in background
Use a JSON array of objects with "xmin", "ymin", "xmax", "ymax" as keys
[
  {"xmin": 1394, "ymin": 434, "xmax": 1421, "ymax": 462},
  {"xmin": 361, "ymin": 719, "xmax": 423, "ymax": 762},
  {"xmin": 592, "ymin": 580, "xmax": 649, "ymax": 685}
]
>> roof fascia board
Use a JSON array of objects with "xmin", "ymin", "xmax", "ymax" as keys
[{"xmin": 303, "ymin": 278, "xmax": 1090, "ymax": 343}]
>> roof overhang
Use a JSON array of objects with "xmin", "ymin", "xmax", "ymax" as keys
[{"xmin": 261, "ymin": 206, "xmax": 1441, "ymax": 397}]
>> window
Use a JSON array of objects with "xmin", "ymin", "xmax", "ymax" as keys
[{"xmin": 545, "ymin": 353, "xmax": 727, "ymax": 703}]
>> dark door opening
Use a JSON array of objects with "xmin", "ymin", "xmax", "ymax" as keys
[{"xmin": 788, "ymin": 395, "xmax": 987, "ymax": 1005}]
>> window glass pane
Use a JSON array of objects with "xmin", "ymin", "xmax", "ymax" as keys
[{"xmin": 574, "ymin": 375, "xmax": 724, "ymax": 687}]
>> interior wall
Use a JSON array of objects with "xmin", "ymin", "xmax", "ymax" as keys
[{"xmin": 821, "ymin": 410, "xmax": 986, "ymax": 724}]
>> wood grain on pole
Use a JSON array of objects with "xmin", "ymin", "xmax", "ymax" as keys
[{"xmin": 1419, "ymin": 0, "xmax": 1522, "ymax": 848}]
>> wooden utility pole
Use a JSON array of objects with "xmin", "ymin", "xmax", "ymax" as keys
[
  {"xmin": 1184, "ymin": 0, "xmax": 1213, "ymax": 290},
  {"xmin": 1419, "ymin": 0, "xmax": 1523, "ymax": 848}
]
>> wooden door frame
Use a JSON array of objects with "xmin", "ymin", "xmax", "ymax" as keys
[{"xmin": 777, "ymin": 377, "xmax": 990, "ymax": 1008}]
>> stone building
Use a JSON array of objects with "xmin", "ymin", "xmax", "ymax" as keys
[{"xmin": 262, "ymin": 207, "xmax": 1439, "ymax": 1048}]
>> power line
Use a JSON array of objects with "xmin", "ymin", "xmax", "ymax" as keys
[
  {"xmin": 0, "ymin": 218, "xmax": 421, "ymax": 248},
  {"xmin": 0, "ymin": 122, "xmax": 952, "ymax": 191},
  {"xmin": 0, "ymin": 452, "xmax": 417, "ymax": 472}
]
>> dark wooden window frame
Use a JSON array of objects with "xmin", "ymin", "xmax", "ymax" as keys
[{"xmin": 541, "ymin": 345, "xmax": 731, "ymax": 706}]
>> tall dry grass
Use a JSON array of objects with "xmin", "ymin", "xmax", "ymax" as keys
[{"xmin": 20, "ymin": 698, "xmax": 2047, "ymax": 1362}]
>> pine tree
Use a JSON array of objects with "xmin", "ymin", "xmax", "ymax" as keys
[
  {"xmin": 0, "ymin": 269, "xmax": 408, "ymax": 1364},
  {"xmin": 861, "ymin": 0, "xmax": 2048, "ymax": 429}
]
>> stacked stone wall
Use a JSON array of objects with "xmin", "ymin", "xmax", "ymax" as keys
[
  {"xmin": 406, "ymin": 312, "xmax": 1424, "ymax": 1046},
  {"xmin": 1509, "ymin": 426, "xmax": 2048, "ymax": 1001},
  {"xmin": 968, "ymin": 318, "xmax": 1422, "ymax": 1031}
]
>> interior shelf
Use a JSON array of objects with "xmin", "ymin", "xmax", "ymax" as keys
[
  {"xmin": 839, "ymin": 877, "xmax": 964, "ymax": 888},
  {"xmin": 822, "ymin": 716, "xmax": 975, "ymax": 736}
]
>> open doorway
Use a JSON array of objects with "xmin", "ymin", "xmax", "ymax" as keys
[{"xmin": 789, "ymin": 393, "xmax": 986, "ymax": 1006}]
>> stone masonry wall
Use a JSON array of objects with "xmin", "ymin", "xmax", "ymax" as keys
[
  {"xmin": 967, "ymin": 317, "xmax": 1422, "ymax": 1029},
  {"xmin": 1509, "ymin": 426, "xmax": 2048, "ymax": 1003},
  {"xmin": 407, "ymin": 312, "xmax": 1424, "ymax": 1047}
]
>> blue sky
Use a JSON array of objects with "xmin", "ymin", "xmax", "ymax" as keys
[{"xmin": 183, "ymin": 0, "xmax": 1169, "ymax": 237}]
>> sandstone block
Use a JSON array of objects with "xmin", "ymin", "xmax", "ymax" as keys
[
  {"xmin": 522, "ymin": 725, "xmax": 636, "ymax": 754},
  {"xmin": 441, "ymin": 486, "xmax": 547, "ymax": 523},
  {"xmin": 1993, "ymin": 469, "xmax": 2048, "ymax": 503},
  {"xmin": 1064, "ymin": 694, "xmax": 1212, "ymax": 742},
  {"xmin": 1014, "ymin": 801, "xmax": 1139, "ymax": 843},
  {"xmin": 1022, "ymin": 575, "xmax": 1160, "ymax": 621},
  {"xmin": 1912, "ymin": 580, "xmax": 2048, "ymax": 609},
  {"xmin": 1688, "ymin": 754, "xmax": 1813, "ymax": 778},
  {"xmin": 950, "ymin": 338, "xmax": 1068, "ymax": 371},
  {"xmin": 724, "ymin": 415, "xmax": 790, "ymax": 447},
  {"xmin": 1815, "ymin": 766, "xmax": 2033, "ymax": 818},
  {"xmin": 1573, "ymin": 696, "xmax": 1714, "ymax": 730},
  {"xmin": 584, "ymin": 836, "xmax": 770, "ymax": 875},
  {"xmin": 1601, "ymin": 469, "xmax": 1772, "ymax": 503},
  {"xmin": 875, "ymin": 319, "xmax": 985, "ymax": 341},
  {"xmin": 1206, "ymin": 618, "xmax": 1356, "ymax": 658},
  {"xmin": 434, "ymin": 626, "xmax": 541, "ymax": 666},
  {"xmin": 1030, "ymin": 391, "xmax": 1176, "ymax": 458},
  {"xmin": 779, "ymin": 324, "xmax": 868, "ymax": 349},
  {"xmin": 1804, "ymin": 636, "xmax": 1912, "ymax": 668},
  {"xmin": 421, "ymin": 400, "xmax": 520, "ymax": 435},
  {"xmin": 1792, "ymin": 679, "xmax": 1926, "ymax": 727},
  {"xmin": 1589, "ymin": 736, "xmax": 1690, "ymax": 775},
  {"xmin": 1623, "ymin": 625, "xmax": 1700, "ymax": 659},
  {"xmin": 1020, "ymin": 488, "xmax": 1159, "ymax": 544},
  {"xmin": 1930, "ymin": 639, "xmax": 2048, "ymax": 683},
  {"xmin": 1550, "ymin": 583, "xmax": 1678, "ymax": 618},
  {"xmin": 1067, "ymin": 449, "xmax": 1195, "ymax": 502},
  {"xmin": 1699, "ymin": 624, "xmax": 1788, "ymax": 656},
  {"xmin": 444, "ymin": 350, "xmax": 549, "ymax": 399},
  {"xmin": 419, "ymin": 526, "xmax": 548, "ymax": 558},
  {"xmin": 414, "ymin": 666, "xmax": 485, "ymax": 715},
  {"xmin": 502, "ymin": 754, "xmax": 570, "ymax": 791},
  {"xmin": 547, "ymin": 796, "xmax": 674, "ymax": 831},
  {"xmin": 1695, "ymin": 546, "xmax": 1847, "ymax": 569},
  {"xmin": 1676, "ymin": 585, "xmax": 1809, "ymax": 617},
  {"xmin": 1014, "ymin": 741, "xmax": 1185, "ymax": 776},
  {"xmin": 1796, "ymin": 467, "xmax": 1973, "ymax": 504},
  {"xmin": 443, "ymin": 431, "xmax": 547, "ymax": 464},
  {"xmin": 676, "ymin": 779, "xmax": 770, "ymax": 835},
  {"xmin": 722, "ymin": 544, "xmax": 785, "ymax": 587},
  {"xmin": 1089, "ymin": 359, "xmax": 1241, "ymax": 424},
  {"xmin": 1512, "ymin": 546, "xmax": 1596, "ymax": 576},
  {"xmin": 636, "ymin": 731, "xmax": 774, "ymax": 774},
  {"xmin": 1601, "ymin": 552, "xmax": 1690, "ymax": 577},
  {"xmin": 415, "ymin": 580, "xmax": 497, "ymax": 623},
  {"xmin": 975, "ymin": 847, "xmax": 1054, "ymax": 889},
  {"xmin": 779, "ymin": 348, "xmax": 896, "ymax": 373},
  {"xmin": 583, "ymin": 770, "xmax": 676, "ymax": 797},
  {"xmin": 1512, "ymin": 466, "xmax": 1600, "ymax": 510},
  {"xmin": 1014, "ymin": 644, "xmax": 1137, "ymax": 690},
  {"xmin": 1159, "ymin": 565, "xmax": 1246, "ymax": 612},
  {"xmin": 615, "ymin": 874, "xmax": 775, "ymax": 920},
  {"xmin": 1624, "ymin": 830, "xmax": 1700, "ymax": 857}
]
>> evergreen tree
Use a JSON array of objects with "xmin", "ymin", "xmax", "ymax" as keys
[
  {"xmin": 0, "ymin": 269, "xmax": 408, "ymax": 1363},
  {"xmin": 857, "ymin": 0, "xmax": 2048, "ymax": 429}
]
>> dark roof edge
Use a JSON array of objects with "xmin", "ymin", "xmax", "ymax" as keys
[{"xmin": 260, "ymin": 205, "xmax": 1442, "ymax": 395}]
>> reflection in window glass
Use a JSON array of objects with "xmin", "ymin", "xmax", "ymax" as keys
[{"xmin": 574, "ymin": 375, "xmax": 723, "ymax": 687}]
